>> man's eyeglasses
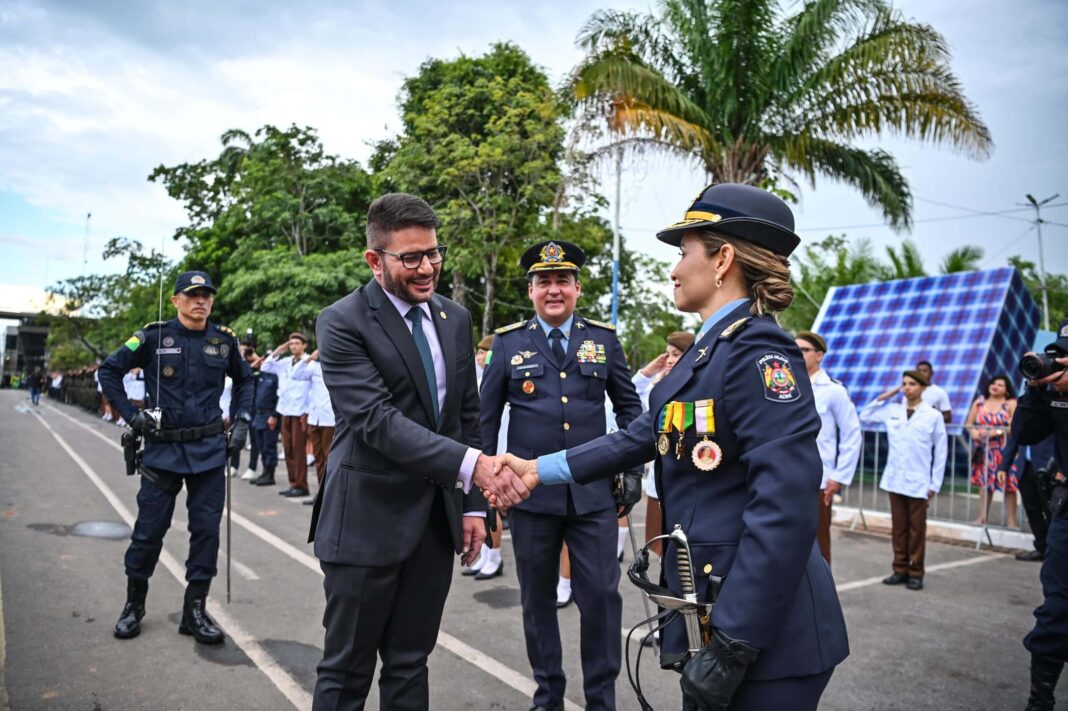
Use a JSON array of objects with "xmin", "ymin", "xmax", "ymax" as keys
[
  {"xmin": 798, "ymin": 346, "xmax": 817, "ymax": 354},
  {"xmin": 375, "ymin": 245, "xmax": 448, "ymax": 269}
]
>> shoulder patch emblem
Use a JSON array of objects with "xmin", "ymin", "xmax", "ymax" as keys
[
  {"xmin": 125, "ymin": 330, "xmax": 146, "ymax": 352},
  {"xmin": 494, "ymin": 321, "xmax": 526, "ymax": 335},
  {"xmin": 757, "ymin": 352, "xmax": 800, "ymax": 403},
  {"xmin": 584, "ymin": 318, "xmax": 616, "ymax": 331},
  {"xmin": 720, "ymin": 317, "xmax": 750, "ymax": 340}
]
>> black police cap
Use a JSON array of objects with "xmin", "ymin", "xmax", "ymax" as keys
[
  {"xmin": 1052, "ymin": 317, "xmax": 1068, "ymax": 353},
  {"xmin": 656, "ymin": 183, "xmax": 801, "ymax": 257},
  {"xmin": 173, "ymin": 271, "xmax": 216, "ymax": 294},
  {"xmin": 521, "ymin": 240, "xmax": 586, "ymax": 276}
]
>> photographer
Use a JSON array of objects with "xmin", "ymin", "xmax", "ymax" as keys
[{"xmin": 1010, "ymin": 318, "xmax": 1068, "ymax": 711}]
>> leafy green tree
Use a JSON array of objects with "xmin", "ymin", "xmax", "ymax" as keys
[
  {"xmin": 878, "ymin": 239, "xmax": 928, "ymax": 280},
  {"xmin": 780, "ymin": 234, "xmax": 884, "ymax": 332},
  {"xmin": 567, "ymin": 0, "xmax": 991, "ymax": 227},
  {"xmin": 1009, "ymin": 256, "xmax": 1068, "ymax": 328}
]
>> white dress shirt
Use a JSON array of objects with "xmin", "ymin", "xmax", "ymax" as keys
[
  {"xmin": 922, "ymin": 383, "xmax": 952, "ymax": 415},
  {"xmin": 218, "ymin": 376, "xmax": 231, "ymax": 417},
  {"xmin": 382, "ymin": 290, "xmax": 481, "ymax": 501},
  {"xmin": 123, "ymin": 371, "xmax": 146, "ymax": 402},
  {"xmin": 262, "ymin": 354, "xmax": 311, "ymax": 417},
  {"xmin": 291, "ymin": 360, "xmax": 335, "ymax": 427},
  {"xmin": 860, "ymin": 398, "xmax": 948, "ymax": 498},
  {"xmin": 811, "ymin": 369, "xmax": 862, "ymax": 490}
]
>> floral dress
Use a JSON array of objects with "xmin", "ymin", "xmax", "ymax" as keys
[{"xmin": 969, "ymin": 398, "xmax": 1018, "ymax": 493}]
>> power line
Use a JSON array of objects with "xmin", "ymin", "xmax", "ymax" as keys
[{"xmin": 979, "ymin": 224, "xmax": 1036, "ymax": 267}]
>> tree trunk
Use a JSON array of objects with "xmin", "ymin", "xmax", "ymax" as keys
[
  {"xmin": 451, "ymin": 271, "xmax": 467, "ymax": 310},
  {"xmin": 481, "ymin": 251, "xmax": 499, "ymax": 337}
]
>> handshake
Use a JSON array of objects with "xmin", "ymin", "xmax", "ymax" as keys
[{"xmin": 472, "ymin": 453, "xmax": 540, "ymax": 511}]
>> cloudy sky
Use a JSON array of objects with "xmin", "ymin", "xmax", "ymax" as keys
[{"xmin": 1, "ymin": 0, "xmax": 1066, "ymax": 312}]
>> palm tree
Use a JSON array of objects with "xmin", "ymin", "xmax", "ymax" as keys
[
  {"xmin": 880, "ymin": 239, "xmax": 927, "ymax": 279},
  {"xmin": 567, "ymin": 0, "xmax": 992, "ymax": 228},
  {"xmin": 939, "ymin": 245, "xmax": 983, "ymax": 274}
]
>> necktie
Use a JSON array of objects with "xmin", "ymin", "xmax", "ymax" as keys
[
  {"xmin": 549, "ymin": 327, "xmax": 566, "ymax": 364},
  {"xmin": 407, "ymin": 307, "xmax": 439, "ymax": 424}
]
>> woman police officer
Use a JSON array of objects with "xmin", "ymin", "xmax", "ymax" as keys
[{"xmin": 494, "ymin": 184, "xmax": 848, "ymax": 710}]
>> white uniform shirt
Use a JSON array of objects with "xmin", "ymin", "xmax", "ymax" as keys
[
  {"xmin": 811, "ymin": 370, "xmax": 862, "ymax": 489},
  {"xmin": 290, "ymin": 360, "xmax": 335, "ymax": 427},
  {"xmin": 123, "ymin": 371, "xmax": 146, "ymax": 402},
  {"xmin": 860, "ymin": 398, "xmax": 948, "ymax": 498},
  {"xmin": 219, "ymin": 376, "xmax": 232, "ymax": 418},
  {"xmin": 261, "ymin": 354, "xmax": 311, "ymax": 417},
  {"xmin": 922, "ymin": 383, "xmax": 952, "ymax": 416},
  {"xmin": 52, "ymin": 374, "xmax": 63, "ymax": 389}
]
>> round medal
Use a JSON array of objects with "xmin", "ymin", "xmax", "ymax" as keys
[
  {"xmin": 162, "ymin": 365, "xmax": 175, "ymax": 378},
  {"xmin": 522, "ymin": 380, "xmax": 535, "ymax": 395},
  {"xmin": 511, "ymin": 354, "xmax": 524, "ymax": 366},
  {"xmin": 657, "ymin": 433, "xmax": 670, "ymax": 456},
  {"xmin": 691, "ymin": 438, "xmax": 722, "ymax": 472},
  {"xmin": 162, "ymin": 336, "xmax": 175, "ymax": 347}
]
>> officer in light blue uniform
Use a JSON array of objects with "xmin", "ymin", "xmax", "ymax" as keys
[
  {"xmin": 480, "ymin": 240, "xmax": 643, "ymax": 711},
  {"xmin": 98, "ymin": 271, "xmax": 253, "ymax": 646},
  {"xmin": 503, "ymin": 185, "xmax": 849, "ymax": 710}
]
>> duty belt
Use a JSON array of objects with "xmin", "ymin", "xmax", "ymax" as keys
[{"xmin": 148, "ymin": 420, "xmax": 225, "ymax": 443}]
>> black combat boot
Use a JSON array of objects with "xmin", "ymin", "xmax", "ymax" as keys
[
  {"xmin": 1024, "ymin": 654, "xmax": 1064, "ymax": 711},
  {"xmin": 114, "ymin": 577, "xmax": 148, "ymax": 639},
  {"xmin": 253, "ymin": 467, "xmax": 276, "ymax": 486},
  {"xmin": 178, "ymin": 581, "xmax": 224, "ymax": 645}
]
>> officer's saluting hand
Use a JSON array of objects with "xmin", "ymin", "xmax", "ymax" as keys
[{"xmin": 98, "ymin": 271, "xmax": 252, "ymax": 647}]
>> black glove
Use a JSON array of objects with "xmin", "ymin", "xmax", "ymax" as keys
[
  {"xmin": 614, "ymin": 470, "xmax": 643, "ymax": 518},
  {"xmin": 680, "ymin": 628, "xmax": 759, "ymax": 710},
  {"xmin": 229, "ymin": 417, "xmax": 250, "ymax": 454},
  {"xmin": 128, "ymin": 411, "xmax": 152, "ymax": 433}
]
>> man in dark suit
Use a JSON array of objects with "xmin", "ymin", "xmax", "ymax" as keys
[
  {"xmin": 308, "ymin": 193, "xmax": 530, "ymax": 710},
  {"xmin": 479, "ymin": 240, "xmax": 643, "ymax": 711}
]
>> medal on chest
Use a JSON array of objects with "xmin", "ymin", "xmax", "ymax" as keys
[{"xmin": 691, "ymin": 399, "xmax": 722, "ymax": 472}]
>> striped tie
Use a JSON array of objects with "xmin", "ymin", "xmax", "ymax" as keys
[{"xmin": 406, "ymin": 307, "xmax": 439, "ymax": 425}]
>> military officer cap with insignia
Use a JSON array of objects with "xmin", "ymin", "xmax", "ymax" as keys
[
  {"xmin": 656, "ymin": 183, "xmax": 801, "ymax": 257},
  {"xmin": 520, "ymin": 240, "xmax": 586, "ymax": 277},
  {"xmin": 174, "ymin": 271, "xmax": 217, "ymax": 294}
]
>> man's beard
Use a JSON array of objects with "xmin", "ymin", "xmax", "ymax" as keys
[{"xmin": 381, "ymin": 266, "xmax": 438, "ymax": 304}]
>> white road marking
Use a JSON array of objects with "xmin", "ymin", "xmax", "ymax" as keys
[
  {"xmin": 30, "ymin": 408, "xmax": 312, "ymax": 710},
  {"xmin": 43, "ymin": 404, "xmax": 569, "ymax": 707},
  {"xmin": 835, "ymin": 553, "xmax": 1004, "ymax": 592},
  {"xmin": 0, "ymin": 556, "xmax": 9, "ymax": 710}
]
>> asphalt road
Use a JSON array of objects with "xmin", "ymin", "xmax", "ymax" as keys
[{"xmin": 0, "ymin": 390, "xmax": 1061, "ymax": 710}]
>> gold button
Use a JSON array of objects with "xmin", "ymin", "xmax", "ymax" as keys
[
  {"xmin": 560, "ymin": 372, "xmax": 567, "ymax": 379},
  {"xmin": 703, "ymin": 563, "xmax": 712, "ymax": 574},
  {"xmin": 563, "ymin": 423, "xmax": 570, "ymax": 430},
  {"xmin": 525, "ymin": 371, "xmax": 531, "ymax": 376},
  {"xmin": 561, "ymin": 396, "xmax": 568, "ymax": 403}
]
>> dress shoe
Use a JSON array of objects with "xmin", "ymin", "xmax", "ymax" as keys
[
  {"xmin": 303, "ymin": 498, "xmax": 315, "ymax": 505},
  {"xmin": 530, "ymin": 706, "xmax": 564, "ymax": 711},
  {"xmin": 282, "ymin": 487, "xmax": 310, "ymax": 498},
  {"xmin": 882, "ymin": 572, "xmax": 909, "ymax": 586},
  {"xmin": 114, "ymin": 577, "xmax": 148, "ymax": 639},
  {"xmin": 906, "ymin": 576, "xmax": 924, "ymax": 591},
  {"xmin": 475, "ymin": 561, "xmax": 504, "ymax": 581},
  {"xmin": 1016, "ymin": 549, "xmax": 1045, "ymax": 562},
  {"xmin": 179, "ymin": 589, "xmax": 224, "ymax": 645},
  {"xmin": 278, "ymin": 486, "xmax": 296, "ymax": 495},
  {"xmin": 253, "ymin": 474, "xmax": 275, "ymax": 486}
]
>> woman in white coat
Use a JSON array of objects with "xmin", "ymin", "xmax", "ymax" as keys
[{"xmin": 861, "ymin": 369, "xmax": 948, "ymax": 590}]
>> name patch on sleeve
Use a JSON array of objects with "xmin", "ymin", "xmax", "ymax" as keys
[{"xmin": 757, "ymin": 353, "xmax": 799, "ymax": 403}]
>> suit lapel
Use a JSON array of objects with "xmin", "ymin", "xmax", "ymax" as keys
[
  {"xmin": 366, "ymin": 280, "xmax": 438, "ymax": 427},
  {"xmin": 430, "ymin": 295, "xmax": 456, "ymax": 426},
  {"xmin": 560, "ymin": 317, "xmax": 583, "ymax": 370}
]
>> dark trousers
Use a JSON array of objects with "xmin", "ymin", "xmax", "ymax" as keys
[
  {"xmin": 308, "ymin": 424, "xmax": 335, "ymax": 488},
  {"xmin": 251, "ymin": 424, "xmax": 280, "ymax": 472},
  {"xmin": 230, "ymin": 424, "xmax": 261, "ymax": 471},
  {"xmin": 313, "ymin": 494, "xmax": 453, "ymax": 711},
  {"xmin": 1024, "ymin": 513, "xmax": 1068, "ymax": 661},
  {"xmin": 816, "ymin": 490, "xmax": 832, "ymax": 565},
  {"xmin": 1020, "ymin": 462, "xmax": 1051, "ymax": 553},
  {"xmin": 889, "ymin": 492, "xmax": 928, "ymax": 576},
  {"xmin": 29, "ymin": 386, "xmax": 41, "ymax": 405},
  {"xmin": 281, "ymin": 415, "xmax": 308, "ymax": 490},
  {"xmin": 727, "ymin": 668, "xmax": 834, "ymax": 710},
  {"xmin": 124, "ymin": 467, "xmax": 224, "ymax": 582},
  {"xmin": 510, "ymin": 505, "xmax": 622, "ymax": 711}
]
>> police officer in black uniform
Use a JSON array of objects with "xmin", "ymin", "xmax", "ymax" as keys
[
  {"xmin": 495, "ymin": 185, "xmax": 849, "ymax": 710},
  {"xmin": 1010, "ymin": 319, "xmax": 1068, "ymax": 711},
  {"xmin": 480, "ymin": 240, "xmax": 643, "ymax": 711},
  {"xmin": 247, "ymin": 348, "xmax": 282, "ymax": 487},
  {"xmin": 98, "ymin": 271, "xmax": 253, "ymax": 645}
]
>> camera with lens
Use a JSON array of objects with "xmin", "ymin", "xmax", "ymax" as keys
[{"xmin": 1019, "ymin": 345, "xmax": 1067, "ymax": 381}]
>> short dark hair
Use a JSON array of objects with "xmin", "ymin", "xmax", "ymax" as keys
[
  {"xmin": 985, "ymin": 374, "xmax": 1016, "ymax": 399},
  {"xmin": 916, "ymin": 360, "xmax": 933, "ymax": 371},
  {"xmin": 367, "ymin": 193, "xmax": 439, "ymax": 249}
]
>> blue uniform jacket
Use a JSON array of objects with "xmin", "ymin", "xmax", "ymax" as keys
[
  {"xmin": 480, "ymin": 315, "xmax": 643, "ymax": 516},
  {"xmin": 98, "ymin": 319, "xmax": 253, "ymax": 474},
  {"xmin": 252, "ymin": 369, "xmax": 280, "ymax": 429},
  {"xmin": 563, "ymin": 302, "xmax": 849, "ymax": 680}
]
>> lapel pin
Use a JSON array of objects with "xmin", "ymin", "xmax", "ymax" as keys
[
  {"xmin": 440, "ymin": 311, "xmax": 447, "ymax": 319},
  {"xmin": 695, "ymin": 346, "xmax": 709, "ymax": 362}
]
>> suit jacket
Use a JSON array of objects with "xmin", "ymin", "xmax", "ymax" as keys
[
  {"xmin": 308, "ymin": 279, "xmax": 486, "ymax": 566},
  {"xmin": 564, "ymin": 302, "xmax": 849, "ymax": 680},
  {"xmin": 479, "ymin": 314, "xmax": 643, "ymax": 515}
]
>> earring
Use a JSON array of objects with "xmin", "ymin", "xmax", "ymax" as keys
[{"xmin": 715, "ymin": 277, "xmax": 723, "ymax": 288}]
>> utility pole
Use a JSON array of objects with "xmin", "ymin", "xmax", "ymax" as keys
[
  {"xmin": 1022, "ymin": 193, "xmax": 1059, "ymax": 331},
  {"xmin": 82, "ymin": 212, "xmax": 92, "ymax": 277},
  {"xmin": 610, "ymin": 145, "xmax": 623, "ymax": 326}
]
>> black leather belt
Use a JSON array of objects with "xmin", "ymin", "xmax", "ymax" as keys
[{"xmin": 149, "ymin": 420, "xmax": 225, "ymax": 442}]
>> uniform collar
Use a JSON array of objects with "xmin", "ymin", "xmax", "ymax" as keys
[
  {"xmin": 696, "ymin": 298, "xmax": 750, "ymax": 341},
  {"xmin": 535, "ymin": 313, "xmax": 574, "ymax": 338},
  {"xmin": 811, "ymin": 369, "xmax": 831, "ymax": 385}
]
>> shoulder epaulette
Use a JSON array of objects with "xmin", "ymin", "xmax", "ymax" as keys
[
  {"xmin": 494, "ymin": 321, "xmax": 526, "ymax": 335},
  {"xmin": 584, "ymin": 318, "xmax": 616, "ymax": 331},
  {"xmin": 719, "ymin": 317, "xmax": 750, "ymax": 340},
  {"xmin": 216, "ymin": 324, "xmax": 238, "ymax": 339},
  {"xmin": 142, "ymin": 320, "xmax": 166, "ymax": 330}
]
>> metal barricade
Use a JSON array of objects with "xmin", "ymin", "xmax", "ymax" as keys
[{"xmin": 842, "ymin": 423, "xmax": 1026, "ymax": 550}]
